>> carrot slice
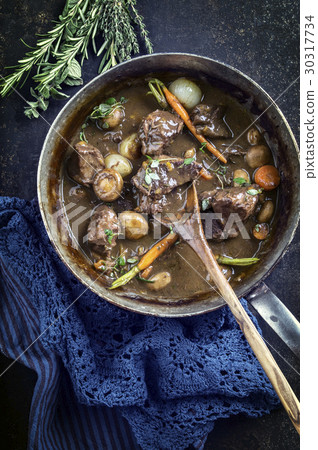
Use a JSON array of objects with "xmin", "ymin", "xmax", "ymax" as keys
[
  {"xmin": 94, "ymin": 260, "xmax": 107, "ymax": 271},
  {"xmin": 140, "ymin": 265, "xmax": 153, "ymax": 279},
  {"xmin": 254, "ymin": 165, "xmax": 280, "ymax": 191},
  {"xmin": 199, "ymin": 168, "xmax": 214, "ymax": 180},
  {"xmin": 161, "ymin": 85, "xmax": 227, "ymax": 164},
  {"xmin": 253, "ymin": 223, "xmax": 269, "ymax": 240}
]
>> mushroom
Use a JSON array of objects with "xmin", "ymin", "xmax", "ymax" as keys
[
  {"xmin": 257, "ymin": 200, "xmax": 275, "ymax": 223},
  {"xmin": 93, "ymin": 169, "xmax": 123, "ymax": 202},
  {"xmin": 245, "ymin": 145, "xmax": 271, "ymax": 169},
  {"xmin": 148, "ymin": 271, "xmax": 172, "ymax": 291},
  {"xmin": 118, "ymin": 211, "xmax": 149, "ymax": 240},
  {"xmin": 183, "ymin": 147, "xmax": 196, "ymax": 159},
  {"xmin": 233, "ymin": 169, "xmax": 250, "ymax": 186},
  {"xmin": 247, "ymin": 127, "xmax": 261, "ymax": 145}
]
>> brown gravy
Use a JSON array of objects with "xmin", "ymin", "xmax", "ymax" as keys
[{"xmin": 61, "ymin": 77, "xmax": 277, "ymax": 299}]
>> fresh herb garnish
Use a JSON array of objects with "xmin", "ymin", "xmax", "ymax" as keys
[
  {"xmin": 104, "ymin": 228, "xmax": 114, "ymax": 244},
  {"xmin": 255, "ymin": 224, "xmax": 261, "ymax": 232},
  {"xmin": 117, "ymin": 256, "xmax": 126, "ymax": 267},
  {"xmin": 150, "ymin": 159, "xmax": 160, "ymax": 169},
  {"xmin": 136, "ymin": 275, "xmax": 155, "ymax": 283},
  {"xmin": 181, "ymin": 157, "xmax": 195, "ymax": 167},
  {"xmin": 144, "ymin": 157, "xmax": 161, "ymax": 185},
  {"xmin": 211, "ymin": 163, "xmax": 228, "ymax": 188},
  {"xmin": 201, "ymin": 199, "xmax": 210, "ymax": 211},
  {"xmin": 80, "ymin": 97, "xmax": 126, "ymax": 142},
  {"xmin": 216, "ymin": 164, "xmax": 227, "ymax": 176},
  {"xmin": 79, "ymin": 123, "xmax": 88, "ymax": 142},
  {"xmin": 0, "ymin": 0, "xmax": 153, "ymax": 119},
  {"xmin": 247, "ymin": 188, "xmax": 263, "ymax": 196},
  {"xmin": 127, "ymin": 258, "xmax": 138, "ymax": 264},
  {"xmin": 199, "ymin": 142, "xmax": 207, "ymax": 153},
  {"xmin": 144, "ymin": 171, "xmax": 160, "ymax": 185},
  {"xmin": 169, "ymin": 225, "xmax": 174, "ymax": 234},
  {"xmin": 145, "ymin": 155, "xmax": 160, "ymax": 168},
  {"xmin": 147, "ymin": 79, "xmax": 168, "ymax": 109},
  {"xmin": 143, "ymin": 156, "xmax": 177, "ymax": 185},
  {"xmin": 233, "ymin": 177, "xmax": 250, "ymax": 186}
]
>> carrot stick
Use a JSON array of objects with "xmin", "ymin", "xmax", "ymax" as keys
[
  {"xmin": 199, "ymin": 168, "xmax": 214, "ymax": 180},
  {"xmin": 140, "ymin": 265, "xmax": 153, "ymax": 279},
  {"xmin": 138, "ymin": 232, "xmax": 178, "ymax": 270},
  {"xmin": 160, "ymin": 84, "xmax": 227, "ymax": 164},
  {"xmin": 109, "ymin": 232, "xmax": 178, "ymax": 289}
]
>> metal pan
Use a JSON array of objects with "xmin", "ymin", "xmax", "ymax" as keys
[{"xmin": 37, "ymin": 53, "xmax": 299, "ymax": 317}]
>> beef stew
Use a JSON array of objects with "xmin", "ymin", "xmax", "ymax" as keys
[{"xmin": 62, "ymin": 75, "xmax": 279, "ymax": 300}]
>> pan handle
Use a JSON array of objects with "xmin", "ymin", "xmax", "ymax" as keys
[{"xmin": 245, "ymin": 282, "xmax": 300, "ymax": 359}]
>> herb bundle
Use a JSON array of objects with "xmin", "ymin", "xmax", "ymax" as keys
[{"xmin": 0, "ymin": 0, "xmax": 152, "ymax": 118}]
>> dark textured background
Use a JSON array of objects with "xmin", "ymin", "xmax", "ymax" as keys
[{"xmin": 0, "ymin": 1, "xmax": 299, "ymax": 449}]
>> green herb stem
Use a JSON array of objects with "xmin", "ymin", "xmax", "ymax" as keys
[
  {"xmin": 109, "ymin": 265, "xmax": 140, "ymax": 289},
  {"xmin": 136, "ymin": 275, "xmax": 155, "ymax": 283},
  {"xmin": 0, "ymin": 0, "xmax": 87, "ymax": 99},
  {"xmin": 1, "ymin": 0, "xmax": 153, "ymax": 118},
  {"xmin": 147, "ymin": 79, "xmax": 168, "ymax": 108},
  {"xmin": 216, "ymin": 256, "xmax": 260, "ymax": 266}
]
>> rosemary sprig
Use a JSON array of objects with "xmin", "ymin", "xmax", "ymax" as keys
[
  {"xmin": 0, "ymin": 0, "xmax": 86, "ymax": 98},
  {"xmin": 0, "ymin": 0, "xmax": 152, "ymax": 118}
]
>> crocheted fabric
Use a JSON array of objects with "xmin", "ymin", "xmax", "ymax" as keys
[{"xmin": 0, "ymin": 197, "xmax": 279, "ymax": 449}]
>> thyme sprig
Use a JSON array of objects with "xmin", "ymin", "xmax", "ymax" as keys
[
  {"xmin": 98, "ymin": 0, "xmax": 153, "ymax": 72},
  {"xmin": 0, "ymin": 0, "xmax": 152, "ymax": 118},
  {"xmin": 211, "ymin": 163, "xmax": 228, "ymax": 188},
  {"xmin": 80, "ymin": 96, "xmax": 126, "ymax": 141},
  {"xmin": 143, "ymin": 155, "xmax": 177, "ymax": 186}
]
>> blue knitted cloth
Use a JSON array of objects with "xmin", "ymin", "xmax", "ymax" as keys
[{"xmin": 0, "ymin": 197, "xmax": 278, "ymax": 449}]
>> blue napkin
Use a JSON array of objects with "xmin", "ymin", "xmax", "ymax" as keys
[{"xmin": 0, "ymin": 197, "xmax": 278, "ymax": 450}]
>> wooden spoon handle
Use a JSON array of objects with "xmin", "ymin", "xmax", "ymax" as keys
[{"xmin": 190, "ymin": 237, "xmax": 300, "ymax": 434}]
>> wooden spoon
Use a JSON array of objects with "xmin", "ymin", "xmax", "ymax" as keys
[{"xmin": 157, "ymin": 182, "xmax": 300, "ymax": 434}]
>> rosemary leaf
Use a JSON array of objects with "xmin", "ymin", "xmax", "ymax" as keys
[{"xmin": 0, "ymin": 0, "xmax": 152, "ymax": 119}]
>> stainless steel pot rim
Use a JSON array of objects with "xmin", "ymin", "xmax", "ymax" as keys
[{"xmin": 37, "ymin": 52, "xmax": 299, "ymax": 317}]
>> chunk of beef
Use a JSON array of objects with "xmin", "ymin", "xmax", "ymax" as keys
[
  {"xmin": 87, "ymin": 205, "xmax": 119, "ymax": 249},
  {"xmin": 209, "ymin": 217, "xmax": 239, "ymax": 241},
  {"xmin": 200, "ymin": 186, "xmax": 259, "ymax": 241},
  {"xmin": 132, "ymin": 155, "xmax": 202, "ymax": 198},
  {"xmin": 190, "ymin": 104, "xmax": 232, "ymax": 139},
  {"xmin": 212, "ymin": 185, "xmax": 259, "ymax": 223},
  {"xmin": 68, "ymin": 142, "xmax": 105, "ymax": 186},
  {"xmin": 200, "ymin": 190, "xmax": 217, "ymax": 212},
  {"xmin": 200, "ymin": 185, "xmax": 259, "ymax": 223},
  {"xmin": 138, "ymin": 110, "xmax": 184, "ymax": 156},
  {"xmin": 136, "ymin": 192, "xmax": 168, "ymax": 215}
]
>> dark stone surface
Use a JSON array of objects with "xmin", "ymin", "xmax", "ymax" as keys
[{"xmin": 0, "ymin": 0, "xmax": 299, "ymax": 449}]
